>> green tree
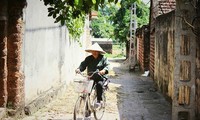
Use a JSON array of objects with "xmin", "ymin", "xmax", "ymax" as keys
[
  {"xmin": 112, "ymin": 0, "xmax": 149, "ymax": 57},
  {"xmin": 90, "ymin": 0, "xmax": 148, "ymax": 41},
  {"xmin": 112, "ymin": 7, "xmax": 130, "ymax": 43},
  {"xmin": 90, "ymin": 3, "xmax": 118, "ymax": 38},
  {"xmin": 42, "ymin": 0, "xmax": 120, "ymax": 39},
  {"xmin": 113, "ymin": 0, "xmax": 149, "ymax": 43},
  {"xmin": 136, "ymin": 2, "xmax": 150, "ymax": 27}
]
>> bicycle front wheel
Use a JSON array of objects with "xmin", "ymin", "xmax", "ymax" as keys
[
  {"xmin": 73, "ymin": 96, "xmax": 87, "ymax": 120},
  {"xmin": 93, "ymin": 92, "xmax": 106, "ymax": 120}
]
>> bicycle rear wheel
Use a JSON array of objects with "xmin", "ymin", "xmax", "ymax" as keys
[
  {"xmin": 93, "ymin": 92, "xmax": 106, "ymax": 120},
  {"xmin": 73, "ymin": 96, "xmax": 87, "ymax": 120}
]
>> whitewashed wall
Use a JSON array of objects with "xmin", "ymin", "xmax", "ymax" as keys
[{"xmin": 23, "ymin": 0, "xmax": 88, "ymax": 104}]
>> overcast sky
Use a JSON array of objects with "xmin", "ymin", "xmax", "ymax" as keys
[{"xmin": 142, "ymin": 0, "xmax": 150, "ymax": 6}]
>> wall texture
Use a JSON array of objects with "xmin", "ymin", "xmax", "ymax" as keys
[
  {"xmin": 136, "ymin": 25, "xmax": 150, "ymax": 72},
  {"xmin": 23, "ymin": 0, "xmax": 88, "ymax": 105},
  {"xmin": 150, "ymin": 0, "xmax": 176, "ymax": 78},
  {"xmin": 195, "ymin": 2, "xmax": 200, "ymax": 118},
  {"xmin": 6, "ymin": 0, "xmax": 27, "ymax": 114},
  {"xmin": 0, "ymin": 0, "xmax": 90, "ymax": 117},
  {"xmin": 150, "ymin": 0, "xmax": 200, "ymax": 119},
  {"xmin": 154, "ymin": 11, "xmax": 175, "ymax": 100},
  {"xmin": 197, "ymin": 35, "xmax": 200, "ymax": 120},
  {"xmin": 0, "ymin": 0, "xmax": 7, "ymax": 107}
]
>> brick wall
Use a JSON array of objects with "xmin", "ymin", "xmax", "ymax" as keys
[
  {"xmin": 136, "ymin": 25, "xmax": 150, "ymax": 72},
  {"xmin": 149, "ymin": 33, "xmax": 155, "ymax": 78},
  {"xmin": 151, "ymin": 0, "xmax": 175, "ymax": 19}
]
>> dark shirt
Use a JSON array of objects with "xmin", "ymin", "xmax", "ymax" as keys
[{"xmin": 78, "ymin": 54, "xmax": 109, "ymax": 77}]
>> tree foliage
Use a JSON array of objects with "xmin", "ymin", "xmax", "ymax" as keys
[
  {"xmin": 90, "ymin": 0, "xmax": 149, "ymax": 43},
  {"xmin": 112, "ymin": 0, "xmax": 149, "ymax": 43},
  {"xmin": 42, "ymin": 0, "xmax": 119, "ymax": 39},
  {"xmin": 42, "ymin": 0, "xmax": 148, "ymax": 42},
  {"xmin": 90, "ymin": 3, "xmax": 118, "ymax": 38}
]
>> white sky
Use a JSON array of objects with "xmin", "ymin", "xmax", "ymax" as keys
[{"xmin": 142, "ymin": 0, "xmax": 150, "ymax": 6}]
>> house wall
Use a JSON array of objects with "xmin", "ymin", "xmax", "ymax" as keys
[
  {"xmin": 152, "ymin": 0, "xmax": 200, "ymax": 118},
  {"xmin": 154, "ymin": 11, "xmax": 175, "ymax": 99},
  {"xmin": 23, "ymin": 0, "xmax": 88, "ymax": 105},
  {"xmin": 0, "ymin": 0, "xmax": 90, "ymax": 114},
  {"xmin": 150, "ymin": 0, "xmax": 176, "ymax": 78}
]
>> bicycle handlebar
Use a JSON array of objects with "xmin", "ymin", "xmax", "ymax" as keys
[{"xmin": 77, "ymin": 69, "xmax": 107, "ymax": 80}]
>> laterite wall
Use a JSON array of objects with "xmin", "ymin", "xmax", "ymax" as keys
[{"xmin": 154, "ymin": 11, "xmax": 175, "ymax": 99}]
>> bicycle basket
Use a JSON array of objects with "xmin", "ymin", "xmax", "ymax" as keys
[{"xmin": 73, "ymin": 75, "xmax": 94, "ymax": 93}]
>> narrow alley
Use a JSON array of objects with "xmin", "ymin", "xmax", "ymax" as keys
[
  {"xmin": 110, "ymin": 59, "xmax": 171, "ymax": 120},
  {"xmin": 0, "ymin": 0, "xmax": 199, "ymax": 119},
  {"xmin": 17, "ymin": 59, "xmax": 171, "ymax": 120}
]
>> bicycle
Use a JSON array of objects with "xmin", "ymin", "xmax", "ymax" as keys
[{"xmin": 73, "ymin": 70, "xmax": 109, "ymax": 120}]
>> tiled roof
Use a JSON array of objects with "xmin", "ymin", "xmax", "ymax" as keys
[{"xmin": 151, "ymin": 0, "xmax": 176, "ymax": 18}]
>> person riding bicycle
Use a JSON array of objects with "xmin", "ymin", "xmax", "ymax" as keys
[{"xmin": 75, "ymin": 42, "xmax": 109, "ymax": 107}]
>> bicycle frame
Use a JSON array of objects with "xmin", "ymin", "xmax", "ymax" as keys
[{"xmin": 73, "ymin": 70, "xmax": 109, "ymax": 120}]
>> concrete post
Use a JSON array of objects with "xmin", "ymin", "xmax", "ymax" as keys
[{"xmin": 172, "ymin": 0, "xmax": 196, "ymax": 119}]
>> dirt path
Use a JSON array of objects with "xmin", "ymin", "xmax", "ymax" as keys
[
  {"xmin": 21, "ymin": 58, "xmax": 171, "ymax": 120},
  {"xmin": 109, "ymin": 59, "xmax": 171, "ymax": 120}
]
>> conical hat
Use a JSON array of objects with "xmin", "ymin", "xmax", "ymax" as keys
[{"xmin": 85, "ymin": 42, "xmax": 106, "ymax": 54}]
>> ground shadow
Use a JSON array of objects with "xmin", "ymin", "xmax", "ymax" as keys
[{"xmin": 108, "ymin": 58, "xmax": 172, "ymax": 120}]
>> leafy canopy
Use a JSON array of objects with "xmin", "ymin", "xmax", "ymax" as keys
[
  {"xmin": 42, "ymin": 0, "xmax": 147, "ymax": 41},
  {"xmin": 42, "ymin": 0, "xmax": 120, "ymax": 39},
  {"xmin": 90, "ymin": 3, "xmax": 119, "ymax": 38},
  {"xmin": 90, "ymin": 0, "xmax": 149, "ymax": 44},
  {"xmin": 112, "ymin": 0, "xmax": 149, "ymax": 43}
]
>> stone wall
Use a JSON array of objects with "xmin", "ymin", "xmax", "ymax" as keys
[
  {"xmin": 196, "ymin": 1, "xmax": 200, "ymax": 118},
  {"xmin": 0, "ymin": 0, "xmax": 7, "ymax": 107},
  {"xmin": 0, "ymin": 0, "xmax": 27, "ymax": 117},
  {"xmin": 150, "ymin": 0, "xmax": 176, "ymax": 78},
  {"xmin": 7, "ymin": 0, "xmax": 27, "ymax": 115},
  {"xmin": 151, "ymin": 0, "xmax": 200, "ymax": 119},
  {"xmin": 154, "ymin": 11, "xmax": 175, "ymax": 100},
  {"xmin": 196, "ymin": 35, "xmax": 200, "ymax": 120}
]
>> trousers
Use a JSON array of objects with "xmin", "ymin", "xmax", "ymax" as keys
[
  {"xmin": 90, "ymin": 72, "xmax": 105, "ymax": 101},
  {"xmin": 94, "ymin": 80, "xmax": 103, "ymax": 101}
]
